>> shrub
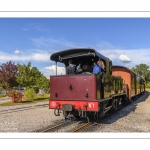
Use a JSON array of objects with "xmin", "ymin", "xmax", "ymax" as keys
[
  {"xmin": 44, "ymin": 88, "xmax": 50, "ymax": 94},
  {"xmin": 24, "ymin": 88, "xmax": 36, "ymax": 101},
  {"xmin": 146, "ymin": 83, "xmax": 150, "ymax": 89},
  {"xmin": 33, "ymin": 87, "xmax": 39, "ymax": 94},
  {"xmin": 0, "ymin": 94, "xmax": 5, "ymax": 98},
  {"xmin": 6, "ymin": 90, "xmax": 24, "ymax": 102}
]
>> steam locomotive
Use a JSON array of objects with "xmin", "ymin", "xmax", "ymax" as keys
[{"xmin": 49, "ymin": 48, "xmax": 145, "ymax": 120}]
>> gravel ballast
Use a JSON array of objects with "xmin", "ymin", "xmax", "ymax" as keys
[
  {"xmin": 0, "ymin": 101, "xmax": 64, "ymax": 132},
  {"xmin": 92, "ymin": 91, "xmax": 150, "ymax": 132},
  {"xmin": 0, "ymin": 91, "xmax": 150, "ymax": 132}
]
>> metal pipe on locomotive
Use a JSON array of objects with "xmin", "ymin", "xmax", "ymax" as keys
[{"xmin": 49, "ymin": 48, "xmax": 145, "ymax": 120}]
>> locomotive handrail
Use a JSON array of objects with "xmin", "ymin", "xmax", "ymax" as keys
[{"xmin": 110, "ymin": 93, "xmax": 127, "ymax": 97}]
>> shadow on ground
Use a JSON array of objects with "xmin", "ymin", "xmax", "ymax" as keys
[{"xmin": 96, "ymin": 91, "xmax": 150, "ymax": 124}]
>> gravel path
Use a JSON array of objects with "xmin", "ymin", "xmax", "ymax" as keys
[
  {"xmin": 0, "ymin": 101, "xmax": 64, "ymax": 132},
  {"xmin": 0, "ymin": 91, "xmax": 150, "ymax": 132},
  {"xmin": 90, "ymin": 91, "xmax": 150, "ymax": 132},
  {"xmin": 0, "ymin": 97, "xmax": 11, "ymax": 104}
]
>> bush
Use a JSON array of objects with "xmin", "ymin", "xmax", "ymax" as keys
[
  {"xmin": 24, "ymin": 88, "xmax": 36, "ymax": 101},
  {"xmin": 0, "ymin": 94, "xmax": 5, "ymax": 98},
  {"xmin": 0, "ymin": 87, "xmax": 3, "ymax": 90},
  {"xmin": 33, "ymin": 87, "xmax": 39, "ymax": 94},
  {"xmin": 44, "ymin": 88, "xmax": 50, "ymax": 94},
  {"xmin": 146, "ymin": 81, "xmax": 150, "ymax": 89},
  {"xmin": 6, "ymin": 90, "xmax": 24, "ymax": 102}
]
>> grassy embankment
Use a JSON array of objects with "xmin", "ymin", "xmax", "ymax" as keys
[{"xmin": 0, "ymin": 94, "xmax": 50, "ymax": 106}]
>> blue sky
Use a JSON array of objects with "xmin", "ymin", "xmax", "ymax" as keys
[{"xmin": 0, "ymin": 18, "xmax": 150, "ymax": 78}]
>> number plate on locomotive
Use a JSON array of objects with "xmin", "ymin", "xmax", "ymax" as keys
[{"xmin": 62, "ymin": 104, "xmax": 73, "ymax": 111}]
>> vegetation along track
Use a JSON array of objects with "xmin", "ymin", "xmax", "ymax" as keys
[{"xmin": 0, "ymin": 104, "xmax": 48, "ymax": 115}]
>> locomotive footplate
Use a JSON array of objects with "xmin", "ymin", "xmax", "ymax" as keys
[{"xmin": 62, "ymin": 104, "xmax": 73, "ymax": 111}]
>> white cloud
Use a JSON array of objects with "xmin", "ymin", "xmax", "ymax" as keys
[
  {"xmin": 0, "ymin": 50, "xmax": 50, "ymax": 63},
  {"xmin": 1, "ymin": 37, "xmax": 150, "ymax": 77},
  {"xmin": 31, "ymin": 37, "xmax": 84, "ymax": 48},
  {"xmin": 31, "ymin": 53, "xmax": 50, "ymax": 61},
  {"xmin": 44, "ymin": 65, "xmax": 66, "ymax": 76},
  {"xmin": 119, "ymin": 54, "xmax": 131, "ymax": 63},
  {"xmin": 99, "ymin": 50, "xmax": 118, "ymax": 60},
  {"xmin": 97, "ymin": 41, "xmax": 116, "ymax": 49},
  {"xmin": 22, "ymin": 23, "xmax": 50, "ymax": 33},
  {"xmin": 14, "ymin": 50, "xmax": 20, "ymax": 54},
  {"xmin": 97, "ymin": 48, "xmax": 150, "ymax": 67}
]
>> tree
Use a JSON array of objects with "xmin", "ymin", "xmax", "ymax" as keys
[
  {"xmin": 16, "ymin": 62, "xmax": 50, "ymax": 91},
  {"xmin": 36, "ymin": 75, "xmax": 49, "ymax": 89},
  {"xmin": 0, "ymin": 61, "xmax": 18, "ymax": 90},
  {"xmin": 131, "ymin": 63, "xmax": 150, "ymax": 82},
  {"xmin": 16, "ymin": 62, "xmax": 41, "ymax": 88}
]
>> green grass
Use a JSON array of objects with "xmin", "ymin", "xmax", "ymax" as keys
[
  {"xmin": 0, "ymin": 101, "xmax": 20, "ymax": 106},
  {"xmin": 0, "ymin": 94, "xmax": 50, "ymax": 107},
  {"xmin": 0, "ymin": 94, "xmax": 5, "ymax": 98}
]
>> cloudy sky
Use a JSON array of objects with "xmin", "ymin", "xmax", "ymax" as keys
[{"xmin": 0, "ymin": 18, "xmax": 150, "ymax": 78}]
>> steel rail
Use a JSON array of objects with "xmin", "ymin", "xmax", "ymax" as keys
[
  {"xmin": 73, "ymin": 122, "xmax": 92, "ymax": 132},
  {"xmin": 41, "ymin": 119, "xmax": 73, "ymax": 132},
  {"xmin": 0, "ymin": 104, "xmax": 48, "ymax": 115}
]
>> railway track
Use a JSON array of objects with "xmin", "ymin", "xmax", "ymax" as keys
[
  {"xmin": 0, "ymin": 103, "xmax": 48, "ymax": 115},
  {"xmin": 73, "ymin": 122, "xmax": 93, "ymax": 132},
  {"xmin": 40, "ymin": 117, "xmax": 94, "ymax": 133},
  {"xmin": 40, "ymin": 118, "xmax": 76, "ymax": 132}
]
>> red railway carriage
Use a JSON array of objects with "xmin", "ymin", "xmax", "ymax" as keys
[
  {"xmin": 112, "ymin": 66, "xmax": 145, "ymax": 99},
  {"xmin": 49, "ymin": 48, "xmax": 145, "ymax": 120}
]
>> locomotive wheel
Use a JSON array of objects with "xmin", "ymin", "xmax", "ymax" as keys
[
  {"xmin": 112, "ymin": 98, "xmax": 118, "ymax": 110},
  {"xmin": 112, "ymin": 99, "xmax": 116, "ymax": 109}
]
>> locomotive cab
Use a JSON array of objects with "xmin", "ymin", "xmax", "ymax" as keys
[{"xmin": 50, "ymin": 48, "xmax": 112, "ymax": 76}]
